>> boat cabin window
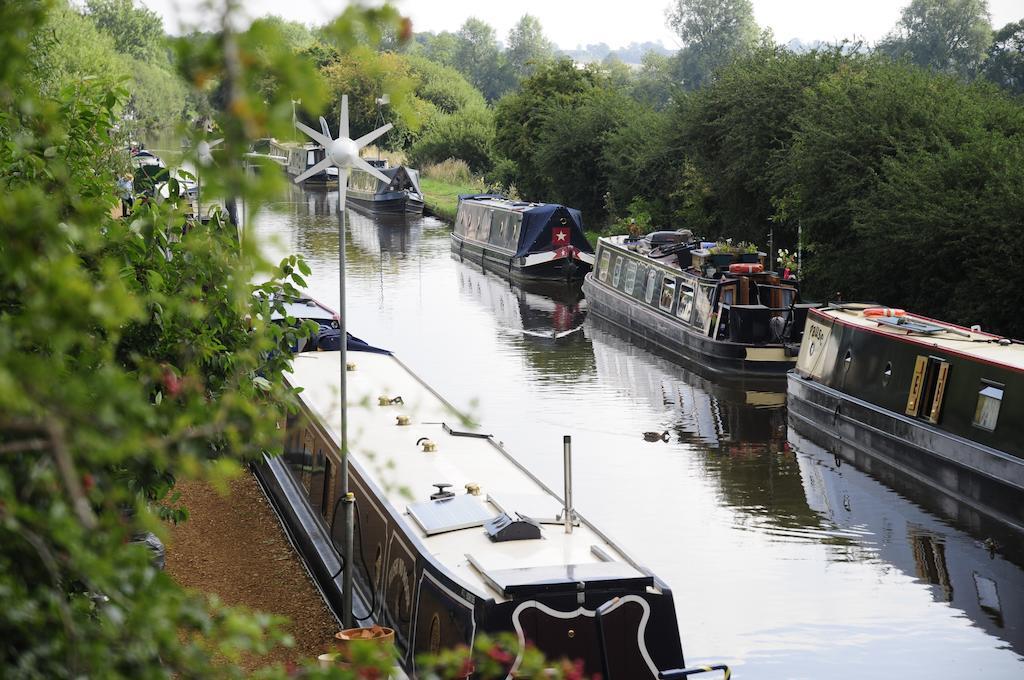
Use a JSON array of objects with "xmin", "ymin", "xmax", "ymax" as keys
[
  {"xmin": 511, "ymin": 214, "xmax": 522, "ymax": 246},
  {"xmin": 720, "ymin": 284, "xmax": 737, "ymax": 307},
  {"xmin": 612, "ymin": 256, "xmax": 624, "ymax": 288},
  {"xmin": 676, "ymin": 283, "xmax": 694, "ymax": 323},
  {"xmin": 644, "ymin": 269, "xmax": 658, "ymax": 304},
  {"xmin": 692, "ymin": 282, "xmax": 716, "ymax": 333},
  {"xmin": 972, "ymin": 381, "xmax": 1004, "ymax": 432},
  {"xmin": 905, "ymin": 355, "xmax": 950, "ymax": 424},
  {"xmin": 659, "ymin": 277, "xmax": 676, "ymax": 312},
  {"xmin": 307, "ymin": 150, "xmax": 316, "ymax": 166},
  {"xmin": 598, "ymin": 250, "xmax": 611, "ymax": 282},
  {"xmin": 624, "ymin": 260, "xmax": 638, "ymax": 294},
  {"xmin": 321, "ymin": 456, "xmax": 333, "ymax": 519}
]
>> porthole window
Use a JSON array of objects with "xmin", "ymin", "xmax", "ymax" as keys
[
  {"xmin": 598, "ymin": 250, "xmax": 611, "ymax": 282},
  {"xmin": 973, "ymin": 381, "xmax": 1004, "ymax": 432},
  {"xmin": 611, "ymin": 257, "xmax": 624, "ymax": 288},
  {"xmin": 644, "ymin": 270, "xmax": 658, "ymax": 304}
]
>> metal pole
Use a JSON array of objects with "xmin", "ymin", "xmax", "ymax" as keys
[
  {"xmin": 339, "ymin": 186, "xmax": 354, "ymax": 628},
  {"xmin": 563, "ymin": 435, "xmax": 573, "ymax": 534}
]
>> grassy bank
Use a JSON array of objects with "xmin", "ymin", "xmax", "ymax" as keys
[{"xmin": 419, "ymin": 176, "xmax": 479, "ymax": 223}]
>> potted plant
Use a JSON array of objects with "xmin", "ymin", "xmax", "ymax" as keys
[
  {"xmin": 738, "ymin": 241, "xmax": 761, "ymax": 264},
  {"xmin": 708, "ymin": 240, "xmax": 737, "ymax": 269},
  {"xmin": 777, "ymin": 248, "xmax": 798, "ymax": 279}
]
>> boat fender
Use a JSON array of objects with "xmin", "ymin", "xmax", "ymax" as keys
[
  {"xmin": 863, "ymin": 307, "xmax": 906, "ymax": 318},
  {"xmin": 395, "ymin": 415, "xmax": 410, "ymax": 426},
  {"xmin": 417, "ymin": 437, "xmax": 437, "ymax": 452}
]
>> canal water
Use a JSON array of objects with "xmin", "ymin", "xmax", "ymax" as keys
[{"xmin": 252, "ymin": 184, "xmax": 1024, "ymax": 678}]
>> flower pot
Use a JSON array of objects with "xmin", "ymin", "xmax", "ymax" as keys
[
  {"xmin": 710, "ymin": 253, "xmax": 735, "ymax": 269},
  {"xmin": 333, "ymin": 625, "xmax": 395, "ymax": 661},
  {"xmin": 739, "ymin": 252, "xmax": 760, "ymax": 264}
]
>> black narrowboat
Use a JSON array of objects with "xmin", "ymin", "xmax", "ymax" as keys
[
  {"xmin": 270, "ymin": 139, "xmax": 339, "ymax": 186},
  {"xmin": 582, "ymin": 233, "xmax": 817, "ymax": 378},
  {"xmin": 254, "ymin": 347, "xmax": 729, "ymax": 679},
  {"xmin": 451, "ymin": 195, "xmax": 595, "ymax": 282},
  {"xmin": 788, "ymin": 305, "xmax": 1024, "ymax": 530},
  {"xmin": 347, "ymin": 159, "xmax": 424, "ymax": 214}
]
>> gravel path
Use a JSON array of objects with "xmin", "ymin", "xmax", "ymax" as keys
[{"xmin": 165, "ymin": 471, "xmax": 340, "ymax": 672}]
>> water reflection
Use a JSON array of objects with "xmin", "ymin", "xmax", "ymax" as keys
[
  {"xmin": 249, "ymin": 181, "xmax": 1024, "ymax": 677},
  {"xmin": 792, "ymin": 429, "xmax": 1024, "ymax": 653}
]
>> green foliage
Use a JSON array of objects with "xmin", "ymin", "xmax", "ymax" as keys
[
  {"xmin": 408, "ymin": 105, "xmax": 494, "ymax": 173},
  {"xmin": 774, "ymin": 58, "xmax": 1024, "ymax": 333},
  {"xmin": 506, "ymin": 14, "xmax": 557, "ymax": 81},
  {"xmin": 984, "ymin": 20, "xmax": 1024, "ymax": 95},
  {"xmin": 453, "ymin": 18, "xmax": 514, "ymax": 102},
  {"xmin": 28, "ymin": 2, "xmax": 128, "ymax": 97},
  {"xmin": 877, "ymin": 0, "xmax": 993, "ymax": 79},
  {"xmin": 85, "ymin": 0, "xmax": 165, "ymax": 63},
  {"xmin": 665, "ymin": 0, "xmax": 760, "ymax": 89},
  {"xmin": 1, "ymin": 1, "xmax": 408, "ymax": 677},
  {"xmin": 405, "ymin": 54, "xmax": 486, "ymax": 114}
]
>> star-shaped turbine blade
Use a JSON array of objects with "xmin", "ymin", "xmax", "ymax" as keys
[
  {"xmin": 352, "ymin": 156, "xmax": 391, "ymax": 184},
  {"xmin": 319, "ymin": 117, "xmax": 331, "ymax": 139},
  {"xmin": 295, "ymin": 120, "xmax": 331, "ymax": 147},
  {"xmin": 340, "ymin": 94, "xmax": 349, "ymax": 140},
  {"xmin": 294, "ymin": 156, "xmax": 334, "ymax": 184},
  {"xmin": 354, "ymin": 123, "xmax": 393, "ymax": 149}
]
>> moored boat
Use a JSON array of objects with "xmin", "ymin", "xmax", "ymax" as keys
[
  {"xmin": 255, "ymin": 347, "xmax": 729, "ymax": 678},
  {"xmin": 269, "ymin": 139, "xmax": 339, "ymax": 186},
  {"xmin": 788, "ymin": 304, "xmax": 1024, "ymax": 531},
  {"xmin": 452, "ymin": 195, "xmax": 595, "ymax": 282},
  {"xmin": 347, "ymin": 159, "xmax": 424, "ymax": 214},
  {"xmin": 582, "ymin": 233, "xmax": 817, "ymax": 378}
]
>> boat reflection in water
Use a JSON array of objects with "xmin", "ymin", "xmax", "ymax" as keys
[
  {"xmin": 791, "ymin": 429, "xmax": 1024, "ymax": 653},
  {"xmin": 346, "ymin": 203, "xmax": 421, "ymax": 258},
  {"xmin": 585, "ymin": 316, "xmax": 822, "ymax": 530},
  {"xmin": 454, "ymin": 259, "xmax": 588, "ymax": 342}
]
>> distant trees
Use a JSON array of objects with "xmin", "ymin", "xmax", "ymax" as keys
[
  {"xmin": 877, "ymin": 0, "xmax": 993, "ymax": 78},
  {"xmin": 984, "ymin": 20, "xmax": 1024, "ymax": 94},
  {"xmin": 84, "ymin": 0, "xmax": 164, "ymax": 62},
  {"xmin": 666, "ymin": 0, "xmax": 760, "ymax": 88},
  {"xmin": 453, "ymin": 18, "xmax": 509, "ymax": 101},
  {"xmin": 506, "ymin": 14, "xmax": 556, "ymax": 81}
]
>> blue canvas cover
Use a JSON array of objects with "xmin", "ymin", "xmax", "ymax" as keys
[{"xmin": 515, "ymin": 203, "xmax": 590, "ymax": 257}]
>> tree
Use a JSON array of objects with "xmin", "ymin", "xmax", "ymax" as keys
[
  {"xmin": 984, "ymin": 20, "xmax": 1024, "ymax": 94},
  {"xmin": 85, "ymin": 0, "xmax": 165, "ymax": 63},
  {"xmin": 419, "ymin": 31, "xmax": 459, "ymax": 68},
  {"xmin": 405, "ymin": 54, "xmax": 486, "ymax": 114},
  {"xmin": 408, "ymin": 105, "xmax": 495, "ymax": 173},
  {"xmin": 665, "ymin": 0, "xmax": 759, "ymax": 88},
  {"xmin": 877, "ymin": 0, "xmax": 993, "ymax": 78},
  {"xmin": 453, "ymin": 17, "xmax": 512, "ymax": 101},
  {"xmin": 506, "ymin": 14, "xmax": 556, "ymax": 81}
]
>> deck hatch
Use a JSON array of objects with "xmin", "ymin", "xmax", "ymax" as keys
[
  {"xmin": 472, "ymin": 561, "xmax": 653, "ymax": 597},
  {"xmin": 407, "ymin": 494, "xmax": 496, "ymax": 536}
]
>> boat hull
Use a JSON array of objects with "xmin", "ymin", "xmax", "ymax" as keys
[
  {"xmin": 348, "ymin": 190, "xmax": 424, "ymax": 214},
  {"xmin": 583, "ymin": 273, "xmax": 796, "ymax": 378},
  {"xmin": 787, "ymin": 371, "xmax": 1024, "ymax": 531},
  {"xmin": 452, "ymin": 233, "xmax": 591, "ymax": 283}
]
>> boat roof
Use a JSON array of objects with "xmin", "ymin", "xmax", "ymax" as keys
[
  {"xmin": 285, "ymin": 351, "xmax": 656, "ymax": 602},
  {"xmin": 459, "ymin": 194, "xmax": 564, "ymax": 214},
  {"xmin": 814, "ymin": 305, "xmax": 1024, "ymax": 373}
]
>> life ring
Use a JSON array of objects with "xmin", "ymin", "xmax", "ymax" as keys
[
  {"xmin": 863, "ymin": 307, "xmax": 906, "ymax": 318},
  {"xmin": 728, "ymin": 262, "xmax": 764, "ymax": 274}
]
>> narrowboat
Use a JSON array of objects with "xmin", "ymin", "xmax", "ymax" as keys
[
  {"xmin": 788, "ymin": 304, "xmax": 1024, "ymax": 531},
  {"xmin": 582, "ymin": 233, "xmax": 817, "ymax": 378},
  {"xmin": 269, "ymin": 139, "xmax": 339, "ymax": 186},
  {"xmin": 347, "ymin": 159, "xmax": 424, "ymax": 214},
  {"xmin": 255, "ymin": 347, "xmax": 729, "ymax": 679},
  {"xmin": 451, "ymin": 195, "xmax": 595, "ymax": 282}
]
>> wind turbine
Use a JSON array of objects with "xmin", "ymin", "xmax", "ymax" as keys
[{"xmin": 292, "ymin": 95, "xmax": 391, "ymax": 629}]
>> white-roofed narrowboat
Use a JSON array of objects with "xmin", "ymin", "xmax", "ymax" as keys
[
  {"xmin": 788, "ymin": 304, "xmax": 1024, "ymax": 531},
  {"xmin": 254, "ymin": 346, "xmax": 729, "ymax": 678}
]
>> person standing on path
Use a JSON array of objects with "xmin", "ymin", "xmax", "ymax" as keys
[{"xmin": 118, "ymin": 174, "xmax": 134, "ymax": 217}]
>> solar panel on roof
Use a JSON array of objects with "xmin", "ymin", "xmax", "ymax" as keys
[
  {"xmin": 407, "ymin": 494, "xmax": 496, "ymax": 536},
  {"xmin": 875, "ymin": 317, "xmax": 945, "ymax": 334}
]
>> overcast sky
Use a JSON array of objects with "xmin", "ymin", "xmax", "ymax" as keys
[{"xmin": 141, "ymin": 0, "xmax": 1023, "ymax": 49}]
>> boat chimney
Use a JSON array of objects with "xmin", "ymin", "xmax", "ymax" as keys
[{"xmin": 563, "ymin": 435, "xmax": 574, "ymax": 534}]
